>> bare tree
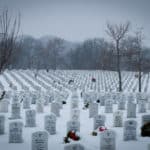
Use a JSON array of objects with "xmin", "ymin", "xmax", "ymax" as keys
[
  {"xmin": 46, "ymin": 38, "xmax": 64, "ymax": 70},
  {"xmin": 106, "ymin": 22, "xmax": 130, "ymax": 91},
  {"xmin": 134, "ymin": 28, "xmax": 144, "ymax": 92},
  {"xmin": 0, "ymin": 9, "xmax": 20, "ymax": 73}
]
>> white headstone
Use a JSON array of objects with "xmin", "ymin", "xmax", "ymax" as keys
[
  {"xmin": 0, "ymin": 99, "xmax": 9, "ymax": 113},
  {"xmin": 44, "ymin": 94, "xmax": 50, "ymax": 106},
  {"xmin": 123, "ymin": 120, "xmax": 137, "ymax": 141},
  {"xmin": 44, "ymin": 114, "xmax": 56, "ymax": 135},
  {"xmin": 105, "ymin": 100, "xmax": 113, "ymax": 113},
  {"xmin": 127, "ymin": 102, "xmax": 136, "ymax": 118},
  {"xmin": 9, "ymin": 103, "xmax": 21, "ymax": 119},
  {"xmin": 23, "ymin": 96, "xmax": 31, "ymax": 109},
  {"xmin": 71, "ymin": 99, "xmax": 79, "ymax": 109},
  {"xmin": 89, "ymin": 103, "xmax": 98, "ymax": 118},
  {"xmin": 31, "ymin": 92, "xmax": 38, "ymax": 104},
  {"xmin": 64, "ymin": 143, "xmax": 85, "ymax": 150},
  {"xmin": 25, "ymin": 109, "xmax": 36, "ymax": 127},
  {"xmin": 36, "ymin": 99, "xmax": 44, "ymax": 113},
  {"xmin": 71, "ymin": 108, "xmax": 80, "ymax": 121},
  {"xmin": 142, "ymin": 115, "xmax": 150, "ymax": 126},
  {"xmin": 100, "ymin": 95, "xmax": 105, "ymax": 106},
  {"xmin": 113, "ymin": 111, "xmax": 123, "ymax": 127},
  {"xmin": 100, "ymin": 130, "xmax": 116, "ymax": 150},
  {"xmin": 138, "ymin": 100, "xmax": 146, "ymax": 113},
  {"xmin": 12, "ymin": 94, "xmax": 19, "ymax": 103},
  {"xmin": 118, "ymin": 100, "xmax": 126, "ymax": 110},
  {"xmin": 67, "ymin": 120, "xmax": 80, "ymax": 133},
  {"xmin": 51, "ymin": 102, "xmax": 60, "ymax": 117},
  {"xmin": 55, "ymin": 94, "xmax": 63, "ymax": 109},
  {"xmin": 94, "ymin": 115, "xmax": 105, "ymax": 130},
  {"xmin": 32, "ymin": 131, "xmax": 48, "ymax": 150},
  {"xmin": 0, "ymin": 115, "xmax": 5, "ymax": 135},
  {"xmin": 9, "ymin": 121, "xmax": 23, "ymax": 143}
]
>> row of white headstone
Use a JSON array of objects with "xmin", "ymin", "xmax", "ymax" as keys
[{"xmin": 0, "ymin": 88, "xmax": 150, "ymax": 150}]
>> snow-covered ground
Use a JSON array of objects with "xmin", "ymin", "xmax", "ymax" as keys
[{"xmin": 0, "ymin": 70, "xmax": 150, "ymax": 150}]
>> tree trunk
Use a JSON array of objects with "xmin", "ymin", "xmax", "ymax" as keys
[
  {"xmin": 139, "ymin": 71, "xmax": 142, "ymax": 92},
  {"xmin": 116, "ymin": 41, "xmax": 122, "ymax": 92},
  {"xmin": 53, "ymin": 49, "xmax": 57, "ymax": 71},
  {"xmin": 138, "ymin": 57, "xmax": 142, "ymax": 92}
]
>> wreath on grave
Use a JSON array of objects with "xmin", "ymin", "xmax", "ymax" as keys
[
  {"xmin": 83, "ymin": 103, "xmax": 89, "ymax": 109},
  {"xmin": 64, "ymin": 130, "xmax": 80, "ymax": 143},
  {"xmin": 91, "ymin": 126, "xmax": 107, "ymax": 136},
  {"xmin": 141, "ymin": 122, "xmax": 150, "ymax": 137},
  {"xmin": 92, "ymin": 78, "xmax": 96, "ymax": 82},
  {"xmin": 0, "ymin": 91, "xmax": 5, "ymax": 101}
]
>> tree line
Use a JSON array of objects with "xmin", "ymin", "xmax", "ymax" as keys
[{"xmin": 8, "ymin": 33, "xmax": 150, "ymax": 71}]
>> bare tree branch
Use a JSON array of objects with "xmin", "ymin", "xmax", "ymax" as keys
[
  {"xmin": 106, "ymin": 21, "xmax": 130, "ymax": 91},
  {"xmin": 0, "ymin": 8, "xmax": 21, "ymax": 73}
]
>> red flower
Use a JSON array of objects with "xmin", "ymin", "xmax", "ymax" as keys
[
  {"xmin": 99, "ymin": 127, "xmax": 107, "ymax": 132},
  {"xmin": 67, "ymin": 131, "xmax": 80, "ymax": 141}
]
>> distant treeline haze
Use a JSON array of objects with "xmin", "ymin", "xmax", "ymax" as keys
[{"xmin": 10, "ymin": 35, "xmax": 150, "ymax": 71}]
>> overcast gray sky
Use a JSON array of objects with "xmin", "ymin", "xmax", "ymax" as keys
[{"xmin": 0, "ymin": 0, "xmax": 150, "ymax": 45}]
